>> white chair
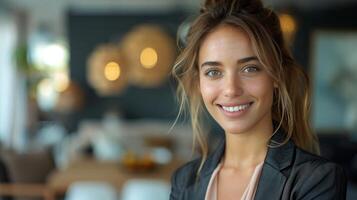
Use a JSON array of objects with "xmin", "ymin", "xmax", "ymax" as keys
[
  {"xmin": 65, "ymin": 181, "xmax": 119, "ymax": 200},
  {"xmin": 121, "ymin": 179, "xmax": 170, "ymax": 200}
]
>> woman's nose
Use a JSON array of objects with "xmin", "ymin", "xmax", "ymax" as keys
[{"xmin": 223, "ymin": 74, "xmax": 243, "ymax": 98}]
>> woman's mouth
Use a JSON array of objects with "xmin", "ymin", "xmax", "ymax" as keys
[
  {"xmin": 218, "ymin": 102, "xmax": 254, "ymax": 117},
  {"xmin": 222, "ymin": 103, "xmax": 252, "ymax": 112}
]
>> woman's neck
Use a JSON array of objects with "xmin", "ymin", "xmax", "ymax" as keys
[{"xmin": 223, "ymin": 124, "xmax": 273, "ymax": 170}]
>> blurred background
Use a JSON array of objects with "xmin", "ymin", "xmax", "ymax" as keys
[{"xmin": 1, "ymin": 0, "xmax": 357, "ymax": 199}]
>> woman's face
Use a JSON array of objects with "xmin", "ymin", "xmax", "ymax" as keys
[{"xmin": 198, "ymin": 25, "xmax": 276, "ymax": 135}]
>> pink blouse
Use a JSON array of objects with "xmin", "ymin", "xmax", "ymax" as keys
[{"xmin": 205, "ymin": 161, "xmax": 264, "ymax": 200}]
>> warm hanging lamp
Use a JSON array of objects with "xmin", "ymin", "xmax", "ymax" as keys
[
  {"xmin": 279, "ymin": 12, "xmax": 297, "ymax": 46},
  {"xmin": 54, "ymin": 81, "xmax": 85, "ymax": 114},
  {"xmin": 121, "ymin": 24, "xmax": 176, "ymax": 88},
  {"xmin": 87, "ymin": 44, "xmax": 128, "ymax": 96}
]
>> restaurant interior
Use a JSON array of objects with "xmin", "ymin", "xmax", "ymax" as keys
[{"xmin": 1, "ymin": 0, "xmax": 357, "ymax": 199}]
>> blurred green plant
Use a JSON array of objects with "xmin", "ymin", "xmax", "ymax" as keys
[
  {"xmin": 14, "ymin": 43, "xmax": 31, "ymax": 72},
  {"xmin": 14, "ymin": 42, "xmax": 45, "ymax": 98}
]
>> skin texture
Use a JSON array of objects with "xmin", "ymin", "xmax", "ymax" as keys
[{"xmin": 198, "ymin": 24, "xmax": 277, "ymax": 199}]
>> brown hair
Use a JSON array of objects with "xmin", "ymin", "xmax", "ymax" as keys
[{"xmin": 172, "ymin": 0, "xmax": 319, "ymax": 175}]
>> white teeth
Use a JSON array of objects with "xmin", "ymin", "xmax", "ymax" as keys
[{"xmin": 222, "ymin": 103, "xmax": 251, "ymax": 112}]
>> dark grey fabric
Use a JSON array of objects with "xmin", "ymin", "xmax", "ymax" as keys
[{"xmin": 170, "ymin": 129, "xmax": 347, "ymax": 200}]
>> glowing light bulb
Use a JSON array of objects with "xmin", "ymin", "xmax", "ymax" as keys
[
  {"xmin": 140, "ymin": 47, "xmax": 158, "ymax": 69},
  {"xmin": 104, "ymin": 61, "xmax": 121, "ymax": 81},
  {"xmin": 279, "ymin": 14, "xmax": 296, "ymax": 34},
  {"xmin": 54, "ymin": 72, "xmax": 70, "ymax": 92},
  {"xmin": 37, "ymin": 78, "xmax": 58, "ymax": 111}
]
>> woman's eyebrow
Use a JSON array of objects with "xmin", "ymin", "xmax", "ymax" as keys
[
  {"xmin": 237, "ymin": 56, "xmax": 258, "ymax": 64},
  {"xmin": 200, "ymin": 56, "xmax": 258, "ymax": 68},
  {"xmin": 200, "ymin": 61, "xmax": 221, "ymax": 68}
]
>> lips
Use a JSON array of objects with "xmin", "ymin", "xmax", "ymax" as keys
[{"xmin": 217, "ymin": 102, "xmax": 254, "ymax": 115}]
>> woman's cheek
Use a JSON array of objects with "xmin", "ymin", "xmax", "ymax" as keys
[{"xmin": 200, "ymin": 82, "xmax": 219, "ymax": 101}]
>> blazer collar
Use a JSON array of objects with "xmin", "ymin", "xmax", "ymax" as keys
[
  {"xmin": 187, "ymin": 127, "xmax": 295, "ymax": 200},
  {"xmin": 264, "ymin": 128, "xmax": 294, "ymax": 170},
  {"xmin": 254, "ymin": 128, "xmax": 295, "ymax": 200},
  {"xmin": 200, "ymin": 127, "xmax": 294, "ymax": 177}
]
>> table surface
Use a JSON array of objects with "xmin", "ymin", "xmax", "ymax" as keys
[
  {"xmin": 46, "ymin": 158, "xmax": 184, "ymax": 195},
  {"xmin": 0, "ymin": 183, "xmax": 55, "ymax": 200}
]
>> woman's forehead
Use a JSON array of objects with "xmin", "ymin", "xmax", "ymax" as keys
[{"xmin": 198, "ymin": 25, "xmax": 256, "ymax": 64}]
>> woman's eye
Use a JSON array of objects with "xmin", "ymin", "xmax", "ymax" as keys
[
  {"xmin": 205, "ymin": 70, "xmax": 222, "ymax": 77},
  {"xmin": 242, "ymin": 65, "xmax": 260, "ymax": 73}
]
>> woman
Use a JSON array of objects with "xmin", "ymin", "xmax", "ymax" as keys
[{"xmin": 170, "ymin": 0, "xmax": 347, "ymax": 199}]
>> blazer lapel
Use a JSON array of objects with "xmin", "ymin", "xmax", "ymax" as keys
[
  {"xmin": 183, "ymin": 174, "xmax": 212, "ymax": 199},
  {"xmin": 254, "ymin": 163, "xmax": 287, "ymax": 200},
  {"xmin": 254, "ymin": 129, "xmax": 295, "ymax": 200},
  {"xmin": 184, "ymin": 138, "xmax": 226, "ymax": 199}
]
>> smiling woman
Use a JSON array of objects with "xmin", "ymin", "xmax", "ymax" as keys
[{"xmin": 170, "ymin": 0, "xmax": 347, "ymax": 199}]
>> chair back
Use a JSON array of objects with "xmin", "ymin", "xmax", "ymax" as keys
[
  {"xmin": 121, "ymin": 179, "xmax": 170, "ymax": 200},
  {"xmin": 65, "ymin": 181, "xmax": 118, "ymax": 200}
]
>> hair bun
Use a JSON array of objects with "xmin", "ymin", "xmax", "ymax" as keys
[{"xmin": 201, "ymin": 0, "xmax": 264, "ymax": 15}]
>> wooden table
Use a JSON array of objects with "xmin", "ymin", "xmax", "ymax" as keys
[
  {"xmin": 47, "ymin": 158, "xmax": 183, "ymax": 196},
  {"xmin": 0, "ymin": 183, "xmax": 55, "ymax": 200}
]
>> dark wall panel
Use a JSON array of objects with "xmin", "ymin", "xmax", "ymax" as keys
[{"xmin": 67, "ymin": 11, "xmax": 187, "ymax": 130}]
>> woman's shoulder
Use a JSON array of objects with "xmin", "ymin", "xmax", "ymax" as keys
[
  {"xmin": 171, "ymin": 157, "xmax": 201, "ymax": 187},
  {"xmin": 289, "ymin": 145, "xmax": 346, "ymax": 186},
  {"xmin": 283, "ymin": 145, "xmax": 347, "ymax": 198},
  {"xmin": 171, "ymin": 139, "xmax": 225, "ymax": 187},
  {"xmin": 293, "ymin": 145, "xmax": 344, "ymax": 172}
]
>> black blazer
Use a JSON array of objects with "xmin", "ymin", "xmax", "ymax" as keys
[{"xmin": 170, "ymin": 129, "xmax": 347, "ymax": 200}]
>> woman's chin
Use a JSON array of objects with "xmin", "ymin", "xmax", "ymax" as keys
[{"xmin": 222, "ymin": 125, "xmax": 250, "ymax": 135}]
